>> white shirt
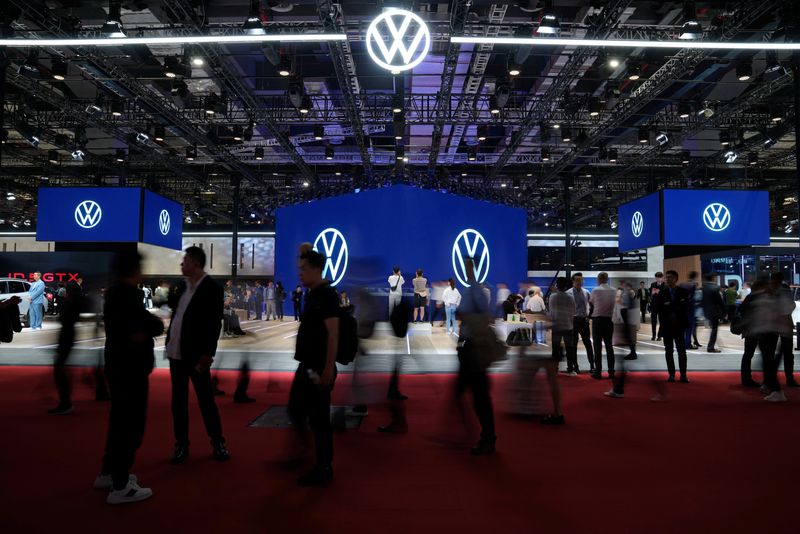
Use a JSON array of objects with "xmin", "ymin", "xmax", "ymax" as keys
[
  {"xmin": 496, "ymin": 287, "xmax": 511, "ymax": 304},
  {"xmin": 566, "ymin": 287, "xmax": 591, "ymax": 317},
  {"xmin": 166, "ymin": 274, "xmax": 207, "ymax": 361},
  {"xmin": 527, "ymin": 295, "xmax": 545, "ymax": 313},
  {"xmin": 388, "ymin": 274, "xmax": 404, "ymax": 295},
  {"xmin": 590, "ymin": 283, "xmax": 616, "ymax": 317},
  {"xmin": 738, "ymin": 287, "xmax": 751, "ymax": 300},
  {"xmin": 431, "ymin": 284, "xmax": 446, "ymax": 302},
  {"xmin": 442, "ymin": 286, "xmax": 462, "ymax": 307}
]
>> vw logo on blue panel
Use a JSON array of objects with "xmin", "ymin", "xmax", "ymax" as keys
[
  {"xmin": 313, "ymin": 228, "xmax": 348, "ymax": 287},
  {"xmin": 452, "ymin": 229, "xmax": 490, "ymax": 287},
  {"xmin": 703, "ymin": 203, "xmax": 731, "ymax": 232},
  {"xmin": 159, "ymin": 209, "xmax": 171, "ymax": 235},
  {"xmin": 74, "ymin": 200, "xmax": 102, "ymax": 229},
  {"xmin": 631, "ymin": 211, "xmax": 644, "ymax": 238},
  {"xmin": 366, "ymin": 8, "xmax": 431, "ymax": 72}
]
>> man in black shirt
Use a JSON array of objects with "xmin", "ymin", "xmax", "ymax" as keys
[
  {"xmin": 649, "ymin": 272, "xmax": 664, "ymax": 341},
  {"xmin": 655, "ymin": 270, "xmax": 690, "ymax": 383},
  {"xmin": 288, "ymin": 248, "xmax": 340, "ymax": 486},
  {"xmin": 95, "ymin": 252, "xmax": 164, "ymax": 504}
]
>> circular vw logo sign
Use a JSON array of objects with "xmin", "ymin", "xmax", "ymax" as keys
[
  {"xmin": 631, "ymin": 211, "xmax": 644, "ymax": 238},
  {"xmin": 703, "ymin": 203, "xmax": 731, "ymax": 232},
  {"xmin": 452, "ymin": 229, "xmax": 490, "ymax": 287},
  {"xmin": 313, "ymin": 228, "xmax": 349, "ymax": 287},
  {"xmin": 159, "ymin": 209, "xmax": 171, "ymax": 235},
  {"xmin": 366, "ymin": 8, "xmax": 431, "ymax": 73},
  {"xmin": 74, "ymin": 200, "xmax": 102, "ymax": 229}
]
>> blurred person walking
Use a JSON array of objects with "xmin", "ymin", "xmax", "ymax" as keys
[
  {"xmin": 770, "ymin": 273, "xmax": 799, "ymax": 389},
  {"xmin": 525, "ymin": 287, "xmax": 547, "ymax": 344},
  {"xmin": 48, "ymin": 276, "xmax": 84, "ymax": 415},
  {"xmin": 680, "ymin": 272, "xmax": 701, "ymax": 350},
  {"xmin": 28, "ymin": 271, "xmax": 45, "ymax": 330},
  {"xmin": 724, "ymin": 281, "xmax": 739, "ymax": 324},
  {"xmin": 637, "ymin": 281, "xmax": 649, "ymax": 324},
  {"xmin": 649, "ymin": 272, "xmax": 665, "ymax": 340},
  {"xmin": 265, "ymin": 281, "xmax": 277, "ymax": 321},
  {"xmin": 702, "ymin": 275, "xmax": 724, "ymax": 353},
  {"xmin": 655, "ymin": 271, "xmax": 691, "ymax": 383},
  {"xmin": 566, "ymin": 273, "xmax": 594, "ymax": 374},
  {"xmin": 618, "ymin": 281, "xmax": 638, "ymax": 361},
  {"xmin": 95, "ymin": 252, "xmax": 164, "ymax": 504},
  {"xmin": 590, "ymin": 272, "xmax": 616, "ymax": 380},
  {"xmin": 288, "ymin": 248, "xmax": 340, "ymax": 485},
  {"xmin": 737, "ymin": 280, "xmax": 766, "ymax": 388},
  {"xmin": 412, "ymin": 269, "xmax": 428, "ymax": 323},
  {"xmin": 165, "ymin": 246, "xmax": 229, "ymax": 464}
]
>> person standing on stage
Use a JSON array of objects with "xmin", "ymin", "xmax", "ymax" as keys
[
  {"xmin": 95, "ymin": 252, "xmax": 164, "ymax": 504},
  {"xmin": 589, "ymin": 272, "xmax": 616, "ymax": 380},
  {"xmin": 292, "ymin": 285, "xmax": 303, "ymax": 321},
  {"xmin": 566, "ymin": 273, "xmax": 594, "ymax": 374},
  {"xmin": 265, "ymin": 280, "xmax": 277, "ymax": 321},
  {"xmin": 412, "ymin": 269, "xmax": 428, "ymax": 323},
  {"xmin": 28, "ymin": 271, "xmax": 45, "ymax": 330},
  {"xmin": 655, "ymin": 270, "xmax": 691, "ymax": 383},
  {"xmin": 289, "ymin": 248, "xmax": 340, "ymax": 485},
  {"xmin": 388, "ymin": 266, "xmax": 404, "ymax": 314},
  {"xmin": 165, "ymin": 246, "xmax": 229, "ymax": 465},
  {"xmin": 442, "ymin": 278, "xmax": 461, "ymax": 335}
]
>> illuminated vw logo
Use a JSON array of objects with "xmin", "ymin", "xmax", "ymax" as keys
[
  {"xmin": 74, "ymin": 200, "xmax": 102, "ymax": 229},
  {"xmin": 631, "ymin": 211, "xmax": 644, "ymax": 238},
  {"xmin": 703, "ymin": 203, "xmax": 731, "ymax": 232},
  {"xmin": 452, "ymin": 229, "xmax": 490, "ymax": 287},
  {"xmin": 159, "ymin": 209, "xmax": 171, "ymax": 235},
  {"xmin": 366, "ymin": 8, "xmax": 431, "ymax": 73},
  {"xmin": 313, "ymin": 228, "xmax": 348, "ymax": 287}
]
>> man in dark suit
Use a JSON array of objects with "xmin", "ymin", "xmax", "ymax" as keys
[
  {"xmin": 701, "ymin": 274, "xmax": 724, "ymax": 353},
  {"xmin": 95, "ymin": 251, "xmax": 164, "ymax": 504},
  {"xmin": 656, "ymin": 270, "xmax": 690, "ymax": 383},
  {"xmin": 649, "ymin": 272, "xmax": 664, "ymax": 341},
  {"xmin": 165, "ymin": 246, "xmax": 229, "ymax": 464}
]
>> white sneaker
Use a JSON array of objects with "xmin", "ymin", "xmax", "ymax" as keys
[
  {"xmin": 93, "ymin": 473, "xmax": 137, "ymax": 490},
  {"xmin": 106, "ymin": 480, "xmax": 153, "ymax": 505},
  {"xmin": 603, "ymin": 390, "xmax": 624, "ymax": 398},
  {"xmin": 764, "ymin": 391, "xmax": 788, "ymax": 402},
  {"xmin": 568, "ymin": 371, "xmax": 578, "ymax": 377}
]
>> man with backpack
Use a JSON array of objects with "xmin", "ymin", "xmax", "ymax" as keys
[{"xmin": 288, "ymin": 248, "xmax": 341, "ymax": 486}]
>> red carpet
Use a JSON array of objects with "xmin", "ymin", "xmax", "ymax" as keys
[{"xmin": 0, "ymin": 366, "xmax": 797, "ymax": 534}]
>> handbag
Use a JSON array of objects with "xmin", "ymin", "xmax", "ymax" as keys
[{"xmin": 506, "ymin": 327, "xmax": 533, "ymax": 347}]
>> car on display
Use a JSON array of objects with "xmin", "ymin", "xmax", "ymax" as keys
[{"xmin": 0, "ymin": 278, "xmax": 32, "ymax": 327}]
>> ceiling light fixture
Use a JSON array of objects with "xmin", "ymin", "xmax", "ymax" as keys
[
  {"xmin": 101, "ymin": 1, "xmax": 126, "ymax": 38},
  {"xmin": 115, "ymin": 148, "xmax": 126, "ymax": 162},
  {"xmin": 71, "ymin": 149, "xmax": 85, "ymax": 161},
  {"xmin": 536, "ymin": 1, "xmax": 560, "ymax": 35},
  {"xmin": 48, "ymin": 150, "xmax": 59, "ymax": 164},
  {"xmin": 655, "ymin": 132, "xmax": 669, "ymax": 146},
  {"xmin": 638, "ymin": 127, "xmax": 649, "ymax": 144},
  {"xmin": 477, "ymin": 125, "xmax": 488, "ymax": 142},
  {"xmin": 313, "ymin": 125, "xmax": 324, "ymax": 141},
  {"xmin": 723, "ymin": 149, "xmax": 738, "ymax": 164},
  {"xmin": 325, "ymin": 146, "xmax": 334, "ymax": 160},
  {"xmin": 186, "ymin": 145, "xmax": 197, "ymax": 161},
  {"xmin": 51, "ymin": 58, "xmax": 67, "ymax": 80},
  {"xmin": 736, "ymin": 60, "xmax": 752, "ymax": 81},
  {"xmin": 243, "ymin": 0, "xmax": 266, "ymax": 36},
  {"xmin": 679, "ymin": 1, "xmax": 703, "ymax": 40}
]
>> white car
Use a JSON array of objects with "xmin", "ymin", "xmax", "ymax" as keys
[{"xmin": 0, "ymin": 278, "xmax": 32, "ymax": 327}]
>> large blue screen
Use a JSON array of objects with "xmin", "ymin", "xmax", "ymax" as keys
[
  {"xmin": 275, "ymin": 185, "xmax": 527, "ymax": 296},
  {"xmin": 142, "ymin": 190, "xmax": 183, "ymax": 250},
  {"xmin": 617, "ymin": 192, "xmax": 662, "ymax": 252},
  {"xmin": 662, "ymin": 189, "xmax": 769, "ymax": 246},
  {"xmin": 37, "ymin": 187, "xmax": 141, "ymax": 242}
]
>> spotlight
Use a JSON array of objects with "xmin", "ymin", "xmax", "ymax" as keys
[
  {"xmin": 608, "ymin": 57, "xmax": 620, "ymax": 69},
  {"xmin": 254, "ymin": 146, "xmax": 264, "ymax": 160},
  {"xmin": 677, "ymin": 101, "xmax": 691, "ymax": 118},
  {"xmin": 681, "ymin": 150, "xmax": 691, "ymax": 164},
  {"xmin": 748, "ymin": 152, "xmax": 758, "ymax": 165},
  {"xmin": 508, "ymin": 55, "xmax": 521, "ymax": 76},
  {"xmin": 86, "ymin": 94, "xmax": 104, "ymax": 116},
  {"xmin": 770, "ymin": 105, "xmax": 783, "ymax": 122},
  {"xmin": 7, "ymin": 193, "xmax": 16, "ymax": 201},
  {"xmin": 655, "ymin": 132, "xmax": 669, "ymax": 146},
  {"xmin": 51, "ymin": 58, "xmax": 67, "ymax": 80},
  {"xmin": 560, "ymin": 128, "xmax": 572, "ymax": 142},
  {"xmin": 765, "ymin": 51, "xmax": 785, "ymax": 79},
  {"xmin": 588, "ymin": 97, "xmax": 602, "ymax": 117},
  {"xmin": 313, "ymin": 125, "xmax": 324, "ymax": 141},
  {"xmin": 299, "ymin": 95, "xmax": 312, "ymax": 114},
  {"xmin": 541, "ymin": 146, "xmax": 551, "ymax": 162},
  {"xmin": 477, "ymin": 125, "xmax": 488, "ymax": 142},
  {"xmin": 110, "ymin": 100, "xmax": 124, "ymax": 117},
  {"xmin": 115, "ymin": 149, "xmax": 126, "ymax": 162},
  {"xmin": 679, "ymin": 1, "xmax": 702, "ymax": 40},
  {"xmin": 154, "ymin": 125, "xmax": 165, "ymax": 142},
  {"xmin": 278, "ymin": 57, "xmax": 291, "ymax": 77},
  {"xmin": 607, "ymin": 148, "xmax": 618, "ymax": 162},
  {"xmin": 243, "ymin": 121, "xmax": 254, "ymax": 142},
  {"xmin": 136, "ymin": 131, "xmax": 149, "ymax": 144},
  {"xmin": 638, "ymin": 127, "xmax": 649, "ymax": 144},
  {"xmin": 723, "ymin": 149, "xmax": 738, "ymax": 164},
  {"xmin": 18, "ymin": 50, "xmax": 39, "ymax": 78},
  {"xmin": 0, "ymin": 130, "xmax": 7, "ymax": 144},
  {"xmin": 627, "ymin": 62, "xmax": 642, "ymax": 81},
  {"xmin": 736, "ymin": 61, "xmax": 752, "ymax": 81},
  {"xmin": 242, "ymin": 0, "xmax": 266, "ymax": 36},
  {"xmin": 204, "ymin": 93, "xmax": 218, "ymax": 115},
  {"xmin": 719, "ymin": 130, "xmax": 732, "ymax": 147},
  {"xmin": 186, "ymin": 146, "xmax": 197, "ymax": 161},
  {"xmin": 467, "ymin": 148, "xmax": 477, "ymax": 161},
  {"xmin": 48, "ymin": 150, "xmax": 59, "ymax": 164},
  {"xmin": 325, "ymin": 146, "xmax": 334, "ymax": 160},
  {"xmin": 302, "ymin": 181, "xmax": 309, "ymax": 188},
  {"xmin": 764, "ymin": 124, "xmax": 787, "ymax": 148},
  {"xmin": 171, "ymin": 79, "xmax": 189, "ymax": 98},
  {"xmin": 232, "ymin": 126, "xmax": 243, "ymax": 141},
  {"xmin": 163, "ymin": 56, "xmax": 190, "ymax": 79},
  {"xmin": 536, "ymin": 1, "xmax": 560, "ymax": 35},
  {"xmin": 489, "ymin": 96, "xmax": 501, "ymax": 115},
  {"xmin": 71, "ymin": 149, "xmax": 85, "ymax": 161},
  {"xmin": 697, "ymin": 101, "xmax": 714, "ymax": 118},
  {"xmin": 395, "ymin": 146, "xmax": 404, "ymax": 161},
  {"xmin": 392, "ymin": 95, "xmax": 403, "ymax": 114},
  {"xmin": 101, "ymin": 1, "xmax": 126, "ymax": 38}
]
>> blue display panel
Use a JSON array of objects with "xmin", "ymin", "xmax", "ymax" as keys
[
  {"xmin": 617, "ymin": 192, "xmax": 662, "ymax": 252},
  {"xmin": 36, "ymin": 187, "xmax": 142, "ymax": 242},
  {"xmin": 142, "ymin": 190, "xmax": 183, "ymax": 250},
  {"xmin": 275, "ymin": 185, "xmax": 527, "ymax": 294},
  {"xmin": 662, "ymin": 189, "xmax": 770, "ymax": 246}
]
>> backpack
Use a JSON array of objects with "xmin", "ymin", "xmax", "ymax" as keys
[{"xmin": 336, "ymin": 310, "xmax": 359, "ymax": 364}]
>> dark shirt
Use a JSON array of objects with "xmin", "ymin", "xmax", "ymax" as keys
[
  {"xmin": 104, "ymin": 283, "xmax": 165, "ymax": 379},
  {"xmin": 292, "ymin": 291, "xmax": 303, "ymax": 305},
  {"xmin": 502, "ymin": 300, "xmax": 517, "ymax": 317},
  {"xmin": 294, "ymin": 282, "xmax": 339, "ymax": 371}
]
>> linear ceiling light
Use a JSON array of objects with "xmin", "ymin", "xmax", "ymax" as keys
[
  {"xmin": 450, "ymin": 36, "xmax": 800, "ymax": 51},
  {"xmin": 0, "ymin": 34, "xmax": 347, "ymax": 47}
]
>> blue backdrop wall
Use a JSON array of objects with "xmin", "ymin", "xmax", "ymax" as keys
[{"xmin": 275, "ymin": 185, "xmax": 527, "ymax": 297}]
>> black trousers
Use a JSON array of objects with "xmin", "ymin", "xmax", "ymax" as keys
[
  {"xmin": 663, "ymin": 328, "xmax": 688, "ymax": 378},
  {"xmin": 591, "ymin": 317, "xmax": 614, "ymax": 376},
  {"xmin": 429, "ymin": 303, "xmax": 444, "ymax": 324},
  {"xmin": 779, "ymin": 336, "xmax": 794, "ymax": 379},
  {"xmin": 572, "ymin": 316, "xmax": 594, "ymax": 370},
  {"xmin": 651, "ymin": 308, "xmax": 659, "ymax": 339},
  {"xmin": 169, "ymin": 358, "xmax": 224, "ymax": 446},
  {"xmin": 293, "ymin": 302, "xmax": 301, "ymax": 320},
  {"xmin": 620, "ymin": 308, "xmax": 637, "ymax": 356},
  {"xmin": 741, "ymin": 335, "xmax": 758, "ymax": 383},
  {"xmin": 759, "ymin": 333, "xmax": 780, "ymax": 392},
  {"xmin": 456, "ymin": 343, "xmax": 495, "ymax": 443},
  {"xmin": 553, "ymin": 329, "xmax": 574, "ymax": 370},
  {"xmin": 101, "ymin": 373, "xmax": 148, "ymax": 489},
  {"xmin": 640, "ymin": 303, "xmax": 647, "ymax": 323},
  {"xmin": 288, "ymin": 363, "xmax": 336, "ymax": 467},
  {"xmin": 54, "ymin": 320, "xmax": 77, "ymax": 404},
  {"xmin": 254, "ymin": 298, "xmax": 263, "ymax": 320}
]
